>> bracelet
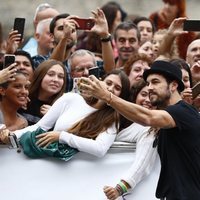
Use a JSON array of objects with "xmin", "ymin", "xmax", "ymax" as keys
[
  {"xmin": 100, "ymin": 34, "xmax": 111, "ymax": 42},
  {"xmin": 118, "ymin": 181, "xmax": 128, "ymax": 193},
  {"xmin": 106, "ymin": 92, "xmax": 113, "ymax": 106},
  {"xmin": 115, "ymin": 184, "xmax": 123, "ymax": 196}
]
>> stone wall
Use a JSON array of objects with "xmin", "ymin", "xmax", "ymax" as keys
[{"xmin": 0, "ymin": 0, "xmax": 199, "ymax": 39}]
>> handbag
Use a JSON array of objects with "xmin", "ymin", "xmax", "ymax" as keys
[{"xmin": 20, "ymin": 127, "xmax": 78, "ymax": 161}]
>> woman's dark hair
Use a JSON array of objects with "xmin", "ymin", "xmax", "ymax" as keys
[
  {"xmin": 130, "ymin": 79, "xmax": 148, "ymax": 103},
  {"xmin": 170, "ymin": 58, "xmax": 193, "ymax": 87},
  {"xmin": 106, "ymin": 1, "xmax": 127, "ymax": 21},
  {"xmin": 68, "ymin": 69, "xmax": 130, "ymax": 139},
  {"xmin": 120, "ymin": 79, "xmax": 148, "ymax": 130},
  {"xmin": 133, "ymin": 16, "xmax": 156, "ymax": 34},
  {"xmin": 101, "ymin": 3, "xmax": 120, "ymax": 33}
]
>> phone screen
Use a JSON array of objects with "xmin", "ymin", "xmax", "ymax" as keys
[
  {"xmin": 13, "ymin": 18, "xmax": 25, "ymax": 41},
  {"xmin": 183, "ymin": 20, "xmax": 200, "ymax": 31},
  {"xmin": 4, "ymin": 54, "xmax": 15, "ymax": 68}
]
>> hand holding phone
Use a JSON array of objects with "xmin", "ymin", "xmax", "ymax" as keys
[
  {"xmin": 72, "ymin": 18, "xmax": 94, "ymax": 30},
  {"xmin": 13, "ymin": 17, "xmax": 25, "ymax": 41},
  {"xmin": 192, "ymin": 82, "xmax": 200, "ymax": 99},
  {"xmin": 3, "ymin": 54, "xmax": 15, "ymax": 68}
]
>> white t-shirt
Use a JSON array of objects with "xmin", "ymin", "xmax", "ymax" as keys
[{"xmin": 14, "ymin": 93, "xmax": 117, "ymax": 157}]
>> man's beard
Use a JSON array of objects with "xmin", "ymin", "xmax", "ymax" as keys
[{"xmin": 150, "ymin": 88, "xmax": 171, "ymax": 109}]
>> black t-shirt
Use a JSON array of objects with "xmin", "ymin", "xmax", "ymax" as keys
[
  {"xmin": 156, "ymin": 100, "xmax": 200, "ymax": 200},
  {"xmin": 19, "ymin": 98, "xmax": 47, "ymax": 125}
]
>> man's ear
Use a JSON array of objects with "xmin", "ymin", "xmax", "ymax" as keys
[
  {"xmin": 170, "ymin": 81, "xmax": 179, "ymax": 92},
  {"xmin": 0, "ymin": 87, "xmax": 6, "ymax": 96},
  {"xmin": 35, "ymin": 33, "xmax": 40, "ymax": 41}
]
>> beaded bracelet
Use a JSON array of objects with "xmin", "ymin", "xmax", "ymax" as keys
[
  {"xmin": 115, "ymin": 184, "xmax": 123, "ymax": 196},
  {"xmin": 118, "ymin": 181, "xmax": 128, "ymax": 193}
]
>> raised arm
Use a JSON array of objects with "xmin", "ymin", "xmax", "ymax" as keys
[
  {"xmin": 50, "ymin": 17, "xmax": 78, "ymax": 62},
  {"xmin": 158, "ymin": 17, "xmax": 187, "ymax": 57},
  {"xmin": 90, "ymin": 8, "xmax": 115, "ymax": 72}
]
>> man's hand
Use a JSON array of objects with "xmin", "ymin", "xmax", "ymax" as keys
[
  {"xmin": 80, "ymin": 75, "xmax": 110, "ymax": 103},
  {"xmin": 6, "ymin": 30, "xmax": 23, "ymax": 54},
  {"xmin": 167, "ymin": 17, "xmax": 188, "ymax": 37},
  {"xmin": 90, "ymin": 8, "xmax": 110, "ymax": 38},
  {"xmin": 62, "ymin": 16, "xmax": 78, "ymax": 46}
]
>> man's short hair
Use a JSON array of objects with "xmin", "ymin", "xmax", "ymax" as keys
[
  {"xmin": 49, "ymin": 13, "xmax": 70, "ymax": 35},
  {"xmin": 14, "ymin": 50, "xmax": 34, "ymax": 70},
  {"xmin": 68, "ymin": 49, "xmax": 96, "ymax": 68},
  {"xmin": 114, "ymin": 21, "xmax": 141, "ymax": 42},
  {"xmin": 36, "ymin": 18, "xmax": 52, "ymax": 34}
]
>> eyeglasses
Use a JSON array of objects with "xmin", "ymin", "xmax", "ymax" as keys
[{"xmin": 72, "ymin": 66, "xmax": 95, "ymax": 73}]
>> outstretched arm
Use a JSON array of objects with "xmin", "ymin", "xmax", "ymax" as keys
[
  {"xmin": 35, "ymin": 124, "xmax": 117, "ymax": 157},
  {"xmin": 81, "ymin": 76, "xmax": 176, "ymax": 128}
]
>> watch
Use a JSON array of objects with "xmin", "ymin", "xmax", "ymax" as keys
[{"xmin": 100, "ymin": 34, "xmax": 112, "ymax": 42}]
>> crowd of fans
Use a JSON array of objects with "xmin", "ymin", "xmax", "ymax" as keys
[{"xmin": 0, "ymin": 1, "xmax": 200, "ymax": 200}]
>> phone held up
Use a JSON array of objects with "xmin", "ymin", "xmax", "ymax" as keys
[
  {"xmin": 183, "ymin": 20, "xmax": 200, "ymax": 32},
  {"xmin": 3, "ymin": 54, "xmax": 15, "ymax": 68},
  {"xmin": 192, "ymin": 82, "xmax": 200, "ymax": 99},
  {"xmin": 13, "ymin": 17, "xmax": 25, "ymax": 41},
  {"xmin": 88, "ymin": 66, "xmax": 100, "ymax": 78},
  {"xmin": 72, "ymin": 18, "xmax": 95, "ymax": 30}
]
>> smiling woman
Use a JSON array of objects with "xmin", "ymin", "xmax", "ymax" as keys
[
  {"xmin": 19, "ymin": 59, "xmax": 67, "ymax": 125},
  {"xmin": 0, "ymin": 71, "xmax": 29, "ymax": 131}
]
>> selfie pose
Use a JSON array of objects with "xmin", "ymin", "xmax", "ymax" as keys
[{"xmin": 81, "ymin": 60, "xmax": 200, "ymax": 200}]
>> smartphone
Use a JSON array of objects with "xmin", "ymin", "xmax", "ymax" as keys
[
  {"xmin": 192, "ymin": 82, "xmax": 200, "ymax": 99},
  {"xmin": 9, "ymin": 133, "xmax": 21, "ymax": 152},
  {"xmin": 3, "ymin": 54, "xmax": 15, "ymax": 68},
  {"xmin": 183, "ymin": 20, "xmax": 200, "ymax": 31},
  {"xmin": 89, "ymin": 66, "xmax": 100, "ymax": 78},
  {"xmin": 13, "ymin": 17, "xmax": 25, "ymax": 41},
  {"xmin": 72, "ymin": 78, "xmax": 81, "ymax": 93},
  {"xmin": 72, "ymin": 18, "xmax": 94, "ymax": 30}
]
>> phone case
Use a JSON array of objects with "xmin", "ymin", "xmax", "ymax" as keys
[
  {"xmin": 88, "ymin": 67, "xmax": 100, "ymax": 78},
  {"xmin": 183, "ymin": 20, "xmax": 200, "ymax": 31},
  {"xmin": 13, "ymin": 17, "xmax": 25, "ymax": 40},
  {"xmin": 73, "ymin": 18, "xmax": 94, "ymax": 30},
  {"xmin": 4, "ymin": 54, "xmax": 15, "ymax": 68},
  {"xmin": 192, "ymin": 82, "xmax": 200, "ymax": 99}
]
